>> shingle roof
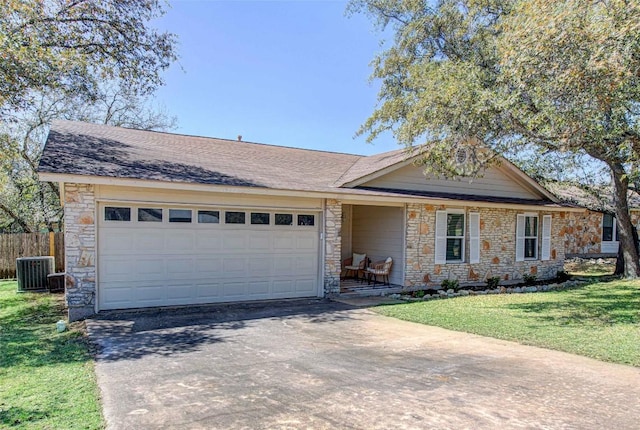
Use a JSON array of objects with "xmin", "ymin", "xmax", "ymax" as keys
[
  {"xmin": 333, "ymin": 148, "xmax": 409, "ymax": 186},
  {"xmin": 39, "ymin": 120, "xmax": 361, "ymax": 192},
  {"xmin": 39, "ymin": 121, "xmax": 560, "ymax": 206},
  {"xmin": 543, "ymin": 181, "xmax": 640, "ymax": 212}
]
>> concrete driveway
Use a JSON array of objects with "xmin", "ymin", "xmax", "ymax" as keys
[{"xmin": 87, "ymin": 299, "xmax": 640, "ymax": 430}]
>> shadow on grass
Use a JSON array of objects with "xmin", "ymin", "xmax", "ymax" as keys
[
  {"xmin": 0, "ymin": 294, "xmax": 92, "ymax": 369},
  {"xmin": 89, "ymin": 299, "xmax": 358, "ymax": 362},
  {"xmin": 0, "ymin": 406, "xmax": 50, "ymax": 428},
  {"xmin": 505, "ymin": 285, "xmax": 640, "ymax": 326}
]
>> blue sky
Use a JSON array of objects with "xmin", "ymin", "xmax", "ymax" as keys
[{"xmin": 153, "ymin": 0, "xmax": 397, "ymax": 155}]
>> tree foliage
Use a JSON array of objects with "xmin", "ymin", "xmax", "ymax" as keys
[
  {"xmin": 0, "ymin": 84, "xmax": 177, "ymax": 233},
  {"xmin": 0, "ymin": 0, "xmax": 179, "ymax": 233},
  {"xmin": 0, "ymin": 0, "xmax": 177, "ymax": 115},
  {"xmin": 350, "ymin": 0, "xmax": 640, "ymax": 277}
]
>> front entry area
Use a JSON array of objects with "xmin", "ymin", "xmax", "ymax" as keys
[
  {"xmin": 97, "ymin": 203, "xmax": 320, "ymax": 310},
  {"xmin": 341, "ymin": 204, "xmax": 404, "ymax": 288}
]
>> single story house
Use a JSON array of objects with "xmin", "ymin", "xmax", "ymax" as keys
[
  {"xmin": 39, "ymin": 121, "xmax": 578, "ymax": 321},
  {"xmin": 544, "ymin": 182, "xmax": 640, "ymax": 258}
]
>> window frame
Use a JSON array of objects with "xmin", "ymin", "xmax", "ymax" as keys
[
  {"xmin": 104, "ymin": 206, "xmax": 131, "ymax": 222},
  {"xmin": 224, "ymin": 211, "xmax": 246, "ymax": 225},
  {"xmin": 197, "ymin": 210, "xmax": 220, "ymax": 224},
  {"xmin": 168, "ymin": 208, "xmax": 193, "ymax": 223},
  {"xmin": 297, "ymin": 214, "xmax": 315, "ymax": 226},
  {"xmin": 523, "ymin": 213, "xmax": 539, "ymax": 260},
  {"xmin": 250, "ymin": 212, "xmax": 270, "ymax": 225},
  {"xmin": 137, "ymin": 207, "xmax": 163, "ymax": 223},
  {"xmin": 445, "ymin": 210, "xmax": 466, "ymax": 263},
  {"xmin": 602, "ymin": 213, "xmax": 619, "ymax": 243}
]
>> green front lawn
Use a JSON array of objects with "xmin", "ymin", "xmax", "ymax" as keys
[
  {"xmin": 377, "ymin": 279, "xmax": 640, "ymax": 366},
  {"xmin": 0, "ymin": 280, "xmax": 104, "ymax": 429}
]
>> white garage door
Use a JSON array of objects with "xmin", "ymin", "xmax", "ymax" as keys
[{"xmin": 97, "ymin": 204, "xmax": 320, "ymax": 310}]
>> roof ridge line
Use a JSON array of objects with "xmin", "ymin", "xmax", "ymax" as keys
[{"xmin": 53, "ymin": 120, "xmax": 365, "ymax": 158}]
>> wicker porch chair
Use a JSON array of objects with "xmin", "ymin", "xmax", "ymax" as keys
[
  {"xmin": 343, "ymin": 252, "xmax": 367, "ymax": 282},
  {"xmin": 366, "ymin": 257, "xmax": 393, "ymax": 286}
]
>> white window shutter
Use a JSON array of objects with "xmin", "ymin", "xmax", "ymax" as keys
[
  {"xmin": 516, "ymin": 214, "xmax": 525, "ymax": 262},
  {"xmin": 435, "ymin": 211, "xmax": 447, "ymax": 264},
  {"xmin": 469, "ymin": 212, "xmax": 480, "ymax": 264},
  {"xmin": 541, "ymin": 215, "xmax": 552, "ymax": 261}
]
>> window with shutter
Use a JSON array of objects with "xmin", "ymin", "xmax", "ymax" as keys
[
  {"xmin": 435, "ymin": 210, "xmax": 466, "ymax": 263},
  {"xmin": 469, "ymin": 213, "xmax": 480, "ymax": 264}
]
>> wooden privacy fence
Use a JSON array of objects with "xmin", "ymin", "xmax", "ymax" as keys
[{"xmin": 0, "ymin": 232, "xmax": 65, "ymax": 279}]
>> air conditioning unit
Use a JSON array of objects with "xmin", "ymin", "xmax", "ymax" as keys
[{"xmin": 16, "ymin": 256, "xmax": 55, "ymax": 292}]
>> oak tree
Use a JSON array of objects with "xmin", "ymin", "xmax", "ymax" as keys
[
  {"xmin": 0, "ymin": 0, "xmax": 177, "ymax": 115},
  {"xmin": 351, "ymin": 0, "xmax": 640, "ymax": 278}
]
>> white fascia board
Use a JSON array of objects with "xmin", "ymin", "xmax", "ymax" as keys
[
  {"xmin": 40, "ymin": 172, "xmax": 580, "ymax": 212},
  {"xmin": 498, "ymin": 158, "xmax": 560, "ymax": 202},
  {"xmin": 340, "ymin": 156, "xmax": 417, "ymax": 188},
  {"xmin": 340, "ymin": 153, "xmax": 559, "ymax": 204}
]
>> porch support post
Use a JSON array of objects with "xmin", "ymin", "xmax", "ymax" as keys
[
  {"xmin": 63, "ymin": 183, "xmax": 97, "ymax": 321},
  {"xmin": 324, "ymin": 199, "xmax": 342, "ymax": 295}
]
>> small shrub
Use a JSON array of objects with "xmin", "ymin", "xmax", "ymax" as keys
[
  {"xmin": 486, "ymin": 276, "xmax": 501, "ymax": 289},
  {"xmin": 441, "ymin": 279, "xmax": 459, "ymax": 291},
  {"xmin": 523, "ymin": 274, "xmax": 537, "ymax": 285},
  {"xmin": 556, "ymin": 270, "xmax": 571, "ymax": 282},
  {"xmin": 415, "ymin": 290, "xmax": 426, "ymax": 298}
]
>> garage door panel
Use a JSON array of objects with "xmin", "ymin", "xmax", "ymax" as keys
[
  {"xmin": 98, "ymin": 208, "xmax": 319, "ymax": 310},
  {"xmin": 248, "ymin": 257, "xmax": 272, "ymax": 274},
  {"xmin": 296, "ymin": 279, "xmax": 316, "ymax": 293},
  {"xmin": 136, "ymin": 259, "xmax": 166, "ymax": 280},
  {"xmin": 249, "ymin": 233, "xmax": 270, "ymax": 250},
  {"xmin": 101, "ymin": 285, "xmax": 133, "ymax": 306},
  {"xmin": 293, "ymin": 257, "xmax": 315, "ymax": 275},
  {"xmin": 272, "ymin": 280, "xmax": 293, "ymax": 294},
  {"xmin": 196, "ymin": 282, "xmax": 222, "ymax": 299},
  {"xmin": 223, "ymin": 233, "xmax": 246, "ymax": 251},
  {"xmin": 195, "ymin": 257, "xmax": 222, "ymax": 274},
  {"xmin": 100, "ymin": 257, "xmax": 137, "ymax": 282},
  {"xmin": 135, "ymin": 233, "xmax": 164, "ymax": 251},
  {"xmin": 102, "ymin": 232, "xmax": 134, "ymax": 252},
  {"xmin": 195, "ymin": 233, "xmax": 222, "ymax": 250},
  {"xmin": 223, "ymin": 257, "xmax": 247, "ymax": 274},
  {"xmin": 221, "ymin": 281, "xmax": 248, "ymax": 299},
  {"xmin": 296, "ymin": 236, "xmax": 316, "ymax": 250},
  {"xmin": 273, "ymin": 257, "xmax": 293, "ymax": 271},
  {"xmin": 166, "ymin": 283, "xmax": 195, "ymax": 300},
  {"xmin": 248, "ymin": 281, "xmax": 270, "ymax": 296},
  {"xmin": 135, "ymin": 285, "xmax": 167, "ymax": 303},
  {"xmin": 274, "ymin": 236, "xmax": 294, "ymax": 249},
  {"xmin": 166, "ymin": 232, "xmax": 194, "ymax": 251},
  {"xmin": 166, "ymin": 259, "xmax": 194, "ymax": 279}
]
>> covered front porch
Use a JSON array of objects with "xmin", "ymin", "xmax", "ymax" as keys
[{"xmin": 338, "ymin": 203, "xmax": 405, "ymax": 294}]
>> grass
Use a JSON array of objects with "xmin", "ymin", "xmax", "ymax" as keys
[
  {"xmin": 377, "ymin": 279, "xmax": 640, "ymax": 366},
  {"xmin": 565, "ymin": 258, "xmax": 616, "ymax": 277},
  {"xmin": 0, "ymin": 280, "xmax": 104, "ymax": 429}
]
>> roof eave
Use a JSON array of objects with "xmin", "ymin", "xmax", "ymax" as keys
[{"xmin": 40, "ymin": 172, "xmax": 580, "ymax": 212}]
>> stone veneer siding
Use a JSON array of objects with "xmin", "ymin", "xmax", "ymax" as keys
[
  {"xmin": 63, "ymin": 183, "xmax": 96, "ymax": 321},
  {"xmin": 563, "ymin": 210, "xmax": 605, "ymax": 256},
  {"xmin": 404, "ymin": 204, "xmax": 567, "ymax": 287},
  {"xmin": 323, "ymin": 199, "xmax": 342, "ymax": 295},
  {"xmin": 564, "ymin": 209, "xmax": 640, "ymax": 257}
]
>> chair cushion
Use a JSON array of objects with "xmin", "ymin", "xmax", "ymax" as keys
[
  {"xmin": 367, "ymin": 269, "xmax": 386, "ymax": 275},
  {"xmin": 352, "ymin": 253, "xmax": 366, "ymax": 267}
]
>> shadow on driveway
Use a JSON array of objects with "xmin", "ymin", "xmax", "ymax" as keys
[{"xmin": 87, "ymin": 299, "xmax": 356, "ymax": 362}]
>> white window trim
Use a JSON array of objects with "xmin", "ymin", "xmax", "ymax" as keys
[
  {"xmin": 435, "ymin": 209, "xmax": 466, "ymax": 264},
  {"xmin": 541, "ymin": 215, "xmax": 552, "ymax": 261},
  {"xmin": 602, "ymin": 213, "xmax": 618, "ymax": 243},
  {"xmin": 601, "ymin": 213, "xmax": 620, "ymax": 254},
  {"xmin": 469, "ymin": 212, "xmax": 480, "ymax": 264},
  {"xmin": 516, "ymin": 213, "xmax": 540, "ymax": 261}
]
